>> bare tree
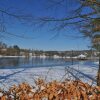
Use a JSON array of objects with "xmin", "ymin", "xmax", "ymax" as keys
[
  {"xmin": 38, "ymin": 0, "xmax": 98, "ymax": 28},
  {"xmin": 36, "ymin": 0, "xmax": 100, "ymax": 85}
]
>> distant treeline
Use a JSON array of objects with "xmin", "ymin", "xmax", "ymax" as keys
[{"xmin": 0, "ymin": 42, "xmax": 98, "ymax": 57}]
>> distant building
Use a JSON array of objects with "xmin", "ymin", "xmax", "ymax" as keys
[
  {"xmin": 78, "ymin": 54, "xmax": 86, "ymax": 60},
  {"xmin": 29, "ymin": 53, "xmax": 32, "ymax": 57},
  {"xmin": 20, "ymin": 52, "xmax": 25, "ymax": 56}
]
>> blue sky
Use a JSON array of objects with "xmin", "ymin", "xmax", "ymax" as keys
[{"xmin": 0, "ymin": 0, "xmax": 91, "ymax": 50}]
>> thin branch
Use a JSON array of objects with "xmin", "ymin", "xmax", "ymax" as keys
[
  {"xmin": 1, "ymin": 31, "xmax": 39, "ymax": 39},
  {"xmin": 0, "ymin": 9, "xmax": 33, "ymax": 21},
  {"xmin": 39, "ymin": 12, "xmax": 96, "ymax": 22}
]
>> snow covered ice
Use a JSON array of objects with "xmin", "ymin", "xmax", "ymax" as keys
[{"xmin": 0, "ymin": 63, "xmax": 98, "ymax": 90}]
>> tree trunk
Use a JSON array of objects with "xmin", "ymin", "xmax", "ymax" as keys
[{"xmin": 97, "ymin": 52, "xmax": 100, "ymax": 86}]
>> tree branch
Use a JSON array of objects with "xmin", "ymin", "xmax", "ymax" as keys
[{"xmin": 39, "ymin": 12, "xmax": 96, "ymax": 22}]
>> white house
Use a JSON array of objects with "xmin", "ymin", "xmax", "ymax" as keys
[{"xmin": 78, "ymin": 54, "xmax": 86, "ymax": 59}]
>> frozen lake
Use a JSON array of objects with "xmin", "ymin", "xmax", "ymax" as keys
[
  {"xmin": 0, "ymin": 57, "xmax": 99, "ymax": 90},
  {"xmin": 0, "ymin": 57, "xmax": 98, "ymax": 69}
]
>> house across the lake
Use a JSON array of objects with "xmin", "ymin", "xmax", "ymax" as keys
[{"xmin": 77, "ymin": 54, "xmax": 87, "ymax": 60}]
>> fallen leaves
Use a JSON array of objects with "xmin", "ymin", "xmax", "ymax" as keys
[{"xmin": 0, "ymin": 79, "xmax": 100, "ymax": 100}]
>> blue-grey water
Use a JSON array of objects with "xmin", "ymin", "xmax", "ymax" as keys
[{"xmin": 0, "ymin": 57, "xmax": 98, "ymax": 69}]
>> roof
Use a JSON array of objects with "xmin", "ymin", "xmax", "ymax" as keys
[{"xmin": 78, "ymin": 54, "xmax": 86, "ymax": 58}]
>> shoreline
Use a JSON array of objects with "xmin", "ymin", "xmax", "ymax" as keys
[
  {"xmin": 0, "ymin": 55, "xmax": 99, "ymax": 59},
  {"xmin": 0, "ymin": 56, "xmax": 26, "ymax": 58}
]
